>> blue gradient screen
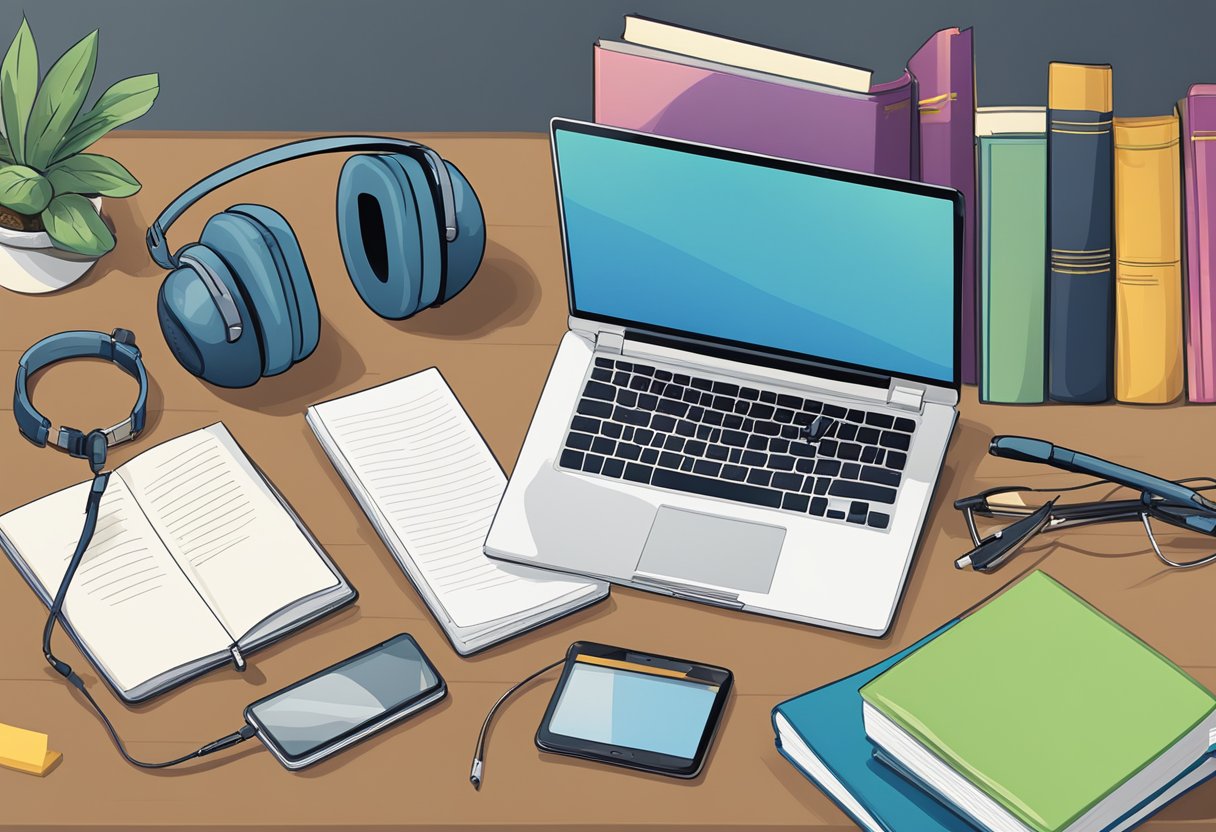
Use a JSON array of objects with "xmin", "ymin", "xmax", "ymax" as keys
[
  {"xmin": 548, "ymin": 662, "xmax": 718, "ymax": 758},
  {"xmin": 555, "ymin": 129, "xmax": 957, "ymax": 383}
]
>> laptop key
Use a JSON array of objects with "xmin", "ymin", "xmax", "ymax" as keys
[
  {"xmin": 830, "ymin": 479, "xmax": 897, "ymax": 504},
  {"xmin": 602, "ymin": 422, "xmax": 623, "ymax": 439},
  {"xmin": 818, "ymin": 439, "xmax": 839, "ymax": 457},
  {"xmin": 560, "ymin": 449, "xmax": 584, "ymax": 470},
  {"xmin": 696, "ymin": 425, "xmax": 712, "ymax": 440},
  {"xmin": 769, "ymin": 438, "xmax": 790, "ymax": 454},
  {"xmin": 673, "ymin": 373, "xmax": 690, "ymax": 385},
  {"xmin": 755, "ymin": 421, "xmax": 781, "ymax": 436},
  {"xmin": 722, "ymin": 464, "xmax": 747, "ymax": 481},
  {"xmin": 868, "ymin": 512, "xmax": 890, "ymax": 529},
  {"xmin": 641, "ymin": 448, "xmax": 659, "ymax": 465},
  {"xmin": 860, "ymin": 445, "xmax": 879, "ymax": 463},
  {"xmin": 814, "ymin": 478, "xmax": 832, "ymax": 495},
  {"xmin": 837, "ymin": 442, "xmax": 861, "ymax": 461},
  {"xmin": 861, "ymin": 465, "xmax": 901, "ymax": 487},
  {"xmin": 703, "ymin": 409, "xmax": 724, "ymax": 426},
  {"xmin": 602, "ymin": 458, "xmax": 625, "ymax": 478},
  {"xmin": 823, "ymin": 404, "xmax": 846, "ymax": 418},
  {"xmin": 815, "ymin": 459, "xmax": 841, "ymax": 476},
  {"xmin": 865, "ymin": 411, "xmax": 894, "ymax": 429},
  {"xmin": 769, "ymin": 455, "xmax": 796, "ymax": 471},
  {"xmin": 584, "ymin": 380, "xmax": 615, "ymax": 400},
  {"xmin": 885, "ymin": 451, "xmax": 907, "ymax": 471},
  {"xmin": 655, "ymin": 369, "xmax": 672, "ymax": 381},
  {"xmin": 657, "ymin": 399, "xmax": 688, "ymax": 417},
  {"xmin": 693, "ymin": 459, "xmax": 722, "ymax": 477},
  {"xmin": 847, "ymin": 501, "xmax": 869, "ymax": 524},
  {"xmin": 747, "ymin": 469, "xmax": 773, "ymax": 486},
  {"xmin": 617, "ymin": 362, "xmax": 634, "ymax": 372},
  {"xmin": 591, "ymin": 367, "xmax": 612, "ymax": 382},
  {"xmin": 582, "ymin": 453, "xmax": 604, "ymax": 474},
  {"xmin": 729, "ymin": 448, "xmax": 742, "ymax": 463},
  {"xmin": 659, "ymin": 451, "xmax": 682, "ymax": 469},
  {"xmin": 571, "ymin": 416, "xmax": 600, "ymax": 434},
  {"xmin": 827, "ymin": 509, "xmax": 846, "ymax": 520},
  {"xmin": 893, "ymin": 417, "xmax": 916, "ymax": 433},
  {"xmin": 783, "ymin": 492, "xmax": 810, "ymax": 512},
  {"xmin": 651, "ymin": 468, "xmax": 782, "ymax": 509},
  {"xmin": 712, "ymin": 381, "xmax": 739, "ymax": 396},
  {"xmin": 747, "ymin": 435, "xmax": 768, "ymax": 450},
  {"xmin": 612, "ymin": 371, "xmax": 629, "ymax": 385},
  {"xmin": 566, "ymin": 432, "xmax": 593, "ymax": 451},
  {"xmin": 683, "ymin": 388, "xmax": 701, "ymax": 403},
  {"xmin": 617, "ymin": 389, "xmax": 638, "ymax": 408},
  {"xmin": 616, "ymin": 443, "xmax": 642, "ymax": 461},
  {"xmin": 624, "ymin": 463, "xmax": 653, "ymax": 484},
  {"xmin": 795, "ymin": 458, "xmax": 816, "ymax": 474},
  {"xmin": 750, "ymin": 403, "xmax": 775, "ymax": 419},
  {"xmin": 651, "ymin": 415, "xmax": 676, "ymax": 433},
  {"xmin": 857, "ymin": 427, "xmax": 881, "ymax": 445},
  {"xmin": 633, "ymin": 364, "xmax": 655, "ymax": 376},
  {"xmin": 880, "ymin": 431, "xmax": 911, "ymax": 451},
  {"xmin": 810, "ymin": 496, "xmax": 829, "ymax": 516},
  {"xmin": 578, "ymin": 399, "xmax": 613, "ymax": 418},
  {"xmin": 790, "ymin": 442, "xmax": 816, "ymax": 458},
  {"xmin": 591, "ymin": 437, "xmax": 616, "ymax": 456},
  {"xmin": 760, "ymin": 390, "xmax": 777, "ymax": 404},
  {"xmin": 781, "ymin": 424, "xmax": 801, "ymax": 440},
  {"xmin": 837, "ymin": 422, "xmax": 858, "ymax": 441},
  {"xmin": 706, "ymin": 444, "xmax": 729, "ymax": 461},
  {"xmin": 676, "ymin": 420, "xmax": 696, "ymax": 437},
  {"xmin": 684, "ymin": 440, "xmax": 707, "ymax": 456},
  {"xmin": 772, "ymin": 472, "xmax": 803, "ymax": 491},
  {"xmin": 774, "ymin": 408, "xmax": 795, "ymax": 423},
  {"xmin": 680, "ymin": 457, "xmax": 695, "ymax": 472},
  {"xmin": 638, "ymin": 394, "xmax": 658, "ymax": 410},
  {"xmin": 664, "ymin": 435, "xmax": 684, "ymax": 451},
  {"xmin": 841, "ymin": 463, "xmax": 861, "ymax": 480},
  {"xmin": 722, "ymin": 429, "xmax": 748, "ymax": 446},
  {"xmin": 635, "ymin": 428, "xmax": 654, "ymax": 445},
  {"xmin": 594, "ymin": 357, "xmax": 614, "ymax": 368},
  {"xmin": 691, "ymin": 378, "xmax": 713, "ymax": 391},
  {"xmin": 649, "ymin": 379, "xmax": 666, "ymax": 394},
  {"xmin": 777, "ymin": 394, "xmax": 802, "ymax": 409},
  {"xmin": 622, "ymin": 426, "xmax": 634, "ymax": 441},
  {"xmin": 739, "ymin": 386, "xmax": 760, "ymax": 401},
  {"xmin": 742, "ymin": 450, "xmax": 767, "ymax": 467}
]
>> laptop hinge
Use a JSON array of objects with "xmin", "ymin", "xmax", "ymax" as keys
[
  {"xmin": 887, "ymin": 383, "xmax": 925, "ymax": 413},
  {"xmin": 596, "ymin": 331, "xmax": 625, "ymax": 355}
]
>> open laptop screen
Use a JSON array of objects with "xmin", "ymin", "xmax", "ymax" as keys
[{"xmin": 552, "ymin": 120, "xmax": 960, "ymax": 387}]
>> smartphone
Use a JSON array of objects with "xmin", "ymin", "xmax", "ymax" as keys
[
  {"xmin": 244, "ymin": 633, "xmax": 445, "ymax": 770},
  {"xmin": 535, "ymin": 641, "xmax": 732, "ymax": 779}
]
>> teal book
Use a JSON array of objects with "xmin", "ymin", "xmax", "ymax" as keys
[
  {"xmin": 860, "ymin": 572, "xmax": 1216, "ymax": 832},
  {"xmin": 977, "ymin": 106, "xmax": 1047, "ymax": 404},
  {"xmin": 771, "ymin": 622, "xmax": 974, "ymax": 832}
]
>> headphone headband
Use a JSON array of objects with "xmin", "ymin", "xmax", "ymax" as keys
[
  {"xmin": 14, "ymin": 329, "xmax": 148, "ymax": 470},
  {"xmin": 147, "ymin": 136, "xmax": 459, "ymax": 269}
]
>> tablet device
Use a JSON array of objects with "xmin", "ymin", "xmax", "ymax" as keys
[{"xmin": 535, "ymin": 641, "xmax": 732, "ymax": 778}]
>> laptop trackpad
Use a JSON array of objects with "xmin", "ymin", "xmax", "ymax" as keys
[{"xmin": 636, "ymin": 506, "xmax": 786, "ymax": 594}]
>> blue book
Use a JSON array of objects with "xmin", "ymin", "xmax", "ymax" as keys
[
  {"xmin": 770, "ymin": 622, "xmax": 974, "ymax": 832},
  {"xmin": 1046, "ymin": 62, "xmax": 1115, "ymax": 403}
]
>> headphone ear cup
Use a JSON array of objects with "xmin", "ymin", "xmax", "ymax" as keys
[
  {"xmin": 224, "ymin": 203, "xmax": 320, "ymax": 363},
  {"xmin": 336, "ymin": 154, "xmax": 425, "ymax": 320},
  {"xmin": 201, "ymin": 210, "xmax": 297, "ymax": 377},
  {"xmin": 157, "ymin": 243, "xmax": 264, "ymax": 388},
  {"xmin": 383, "ymin": 153, "xmax": 442, "ymax": 312},
  {"xmin": 437, "ymin": 159, "xmax": 485, "ymax": 303}
]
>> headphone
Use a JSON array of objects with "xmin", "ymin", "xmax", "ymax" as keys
[{"xmin": 148, "ymin": 137, "xmax": 485, "ymax": 388}]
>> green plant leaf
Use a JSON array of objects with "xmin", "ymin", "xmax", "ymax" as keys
[
  {"xmin": 0, "ymin": 133, "xmax": 12, "ymax": 164},
  {"xmin": 42, "ymin": 193, "xmax": 113, "ymax": 256},
  {"xmin": 1, "ymin": 18, "xmax": 37, "ymax": 165},
  {"xmin": 0, "ymin": 163, "xmax": 51, "ymax": 213},
  {"xmin": 24, "ymin": 30, "xmax": 96, "ymax": 170},
  {"xmin": 46, "ymin": 153, "xmax": 139, "ymax": 197},
  {"xmin": 51, "ymin": 73, "xmax": 158, "ymax": 163}
]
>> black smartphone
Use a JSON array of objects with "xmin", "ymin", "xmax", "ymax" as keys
[
  {"xmin": 244, "ymin": 633, "xmax": 445, "ymax": 770},
  {"xmin": 535, "ymin": 641, "xmax": 732, "ymax": 779}
]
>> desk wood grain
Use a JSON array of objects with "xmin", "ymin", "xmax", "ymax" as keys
[{"xmin": 2, "ymin": 132, "xmax": 1214, "ymax": 830}]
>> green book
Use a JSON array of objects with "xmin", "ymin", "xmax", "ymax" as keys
[
  {"xmin": 860, "ymin": 571, "xmax": 1216, "ymax": 832},
  {"xmin": 977, "ymin": 106, "xmax": 1047, "ymax": 404}
]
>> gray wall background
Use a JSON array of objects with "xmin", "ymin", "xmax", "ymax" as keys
[{"xmin": 2, "ymin": 0, "xmax": 1212, "ymax": 133}]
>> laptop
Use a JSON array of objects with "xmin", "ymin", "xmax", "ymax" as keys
[{"xmin": 485, "ymin": 119, "xmax": 962, "ymax": 637}]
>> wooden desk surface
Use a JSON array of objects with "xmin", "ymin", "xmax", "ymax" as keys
[{"xmin": 2, "ymin": 132, "xmax": 1215, "ymax": 830}]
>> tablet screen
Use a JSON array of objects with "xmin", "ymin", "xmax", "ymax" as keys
[{"xmin": 547, "ymin": 658, "xmax": 720, "ymax": 759}]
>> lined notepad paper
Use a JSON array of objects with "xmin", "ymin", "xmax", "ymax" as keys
[{"xmin": 307, "ymin": 369, "xmax": 608, "ymax": 654}]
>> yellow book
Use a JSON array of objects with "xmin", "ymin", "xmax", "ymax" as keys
[{"xmin": 1114, "ymin": 114, "xmax": 1184, "ymax": 403}]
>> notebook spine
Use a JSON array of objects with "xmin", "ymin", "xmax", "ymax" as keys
[
  {"xmin": 1181, "ymin": 85, "xmax": 1216, "ymax": 401},
  {"xmin": 1047, "ymin": 63, "xmax": 1115, "ymax": 403}
]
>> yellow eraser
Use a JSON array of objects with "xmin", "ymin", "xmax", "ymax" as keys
[{"xmin": 0, "ymin": 722, "xmax": 61, "ymax": 776}]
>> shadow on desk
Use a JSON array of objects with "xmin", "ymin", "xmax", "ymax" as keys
[{"xmin": 208, "ymin": 319, "xmax": 366, "ymax": 415}]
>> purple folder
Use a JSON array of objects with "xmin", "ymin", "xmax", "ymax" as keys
[{"xmin": 1181, "ymin": 84, "xmax": 1216, "ymax": 402}]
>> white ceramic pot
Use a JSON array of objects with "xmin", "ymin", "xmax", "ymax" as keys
[{"xmin": 0, "ymin": 196, "xmax": 104, "ymax": 294}]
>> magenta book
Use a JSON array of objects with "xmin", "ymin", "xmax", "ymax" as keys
[
  {"xmin": 909, "ymin": 27, "xmax": 977, "ymax": 384},
  {"xmin": 1181, "ymin": 84, "xmax": 1216, "ymax": 402}
]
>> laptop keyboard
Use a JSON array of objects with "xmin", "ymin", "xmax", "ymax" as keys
[{"xmin": 558, "ymin": 357, "xmax": 916, "ymax": 531}]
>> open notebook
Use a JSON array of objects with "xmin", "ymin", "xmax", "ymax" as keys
[
  {"xmin": 0, "ymin": 424, "xmax": 355, "ymax": 703},
  {"xmin": 307, "ymin": 369, "xmax": 608, "ymax": 654}
]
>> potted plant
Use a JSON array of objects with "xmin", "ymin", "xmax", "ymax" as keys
[{"xmin": 0, "ymin": 18, "xmax": 158, "ymax": 293}]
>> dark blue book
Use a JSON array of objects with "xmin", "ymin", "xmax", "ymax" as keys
[
  {"xmin": 770, "ymin": 622, "xmax": 974, "ymax": 832},
  {"xmin": 1047, "ymin": 62, "xmax": 1114, "ymax": 403}
]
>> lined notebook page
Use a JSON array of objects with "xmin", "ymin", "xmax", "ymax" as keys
[
  {"xmin": 119, "ymin": 424, "xmax": 339, "ymax": 640},
  {"xmin": 0, "ymin": 474, "xmax": 232, "ymax": 694},
  {"xmin": 309, "ymin": 369, "xmax": 592, "ymax": 628}
]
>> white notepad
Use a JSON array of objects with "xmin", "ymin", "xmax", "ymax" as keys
[{"xmin": 307, "ymin": 369, "xmax": 608, "ymax": 654}]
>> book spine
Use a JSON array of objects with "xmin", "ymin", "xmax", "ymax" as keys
[
  {"xmin": 908, "ymin": 28, "xmax": 978, "ymax": 384},
  {"xmin": 1047, "ymin": 63, "xmax": 1115, "ymax": 403},
  {"xmin": 1182, "ymin": 86, "xmax": 1216, "ymax": 401},
  {"xmin": 1113, "ymin": 115, "xmax": 1184, "ymax": 404},
  {"xmin": 979, "ymin": 133, "xmax": 1047, "ymax": 403}
]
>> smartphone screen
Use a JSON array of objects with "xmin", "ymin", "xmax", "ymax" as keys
[{"xmin": 246, "ymin": 634, "xmax": 443, "ymax": 767}]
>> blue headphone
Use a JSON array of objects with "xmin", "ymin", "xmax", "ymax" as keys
[
  {"xmin": 148, "ymin": 137, "xmax": 485, "ymax": 388},
  {"xmin": 14, "ymin": 328, "xmax": 147, "ymax": 469}
]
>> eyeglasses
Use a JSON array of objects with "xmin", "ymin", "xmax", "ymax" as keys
[{"xmin": 953, "ymin": 478, "xmax": 1216, "ymax": 573}]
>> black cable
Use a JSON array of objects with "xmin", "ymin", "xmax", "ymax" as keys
[
  {"xmin": 469, "ymin": 658, "xmax": 564, "ymax": 790},
  {"xmin": 44, "ymin": 471, "xmax": 257, "ymax": 769}
]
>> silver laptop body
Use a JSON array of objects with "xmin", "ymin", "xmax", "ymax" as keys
[{"xmin": 485, "ymin": 119, "xmax": 962, "ymax": 637}]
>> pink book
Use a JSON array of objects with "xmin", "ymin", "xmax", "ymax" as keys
[
  {"xmin": 594, "ymin": 41, "xmax": 917, "ymax": 179},
  {"xmin": 1181, "ymin": 84, "xmax": 1216, "ymax": 401}
]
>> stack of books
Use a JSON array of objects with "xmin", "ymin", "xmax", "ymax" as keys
[{"xmin": 773, "ymin": 571, "xmax": 1216, "ymax": 832}]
